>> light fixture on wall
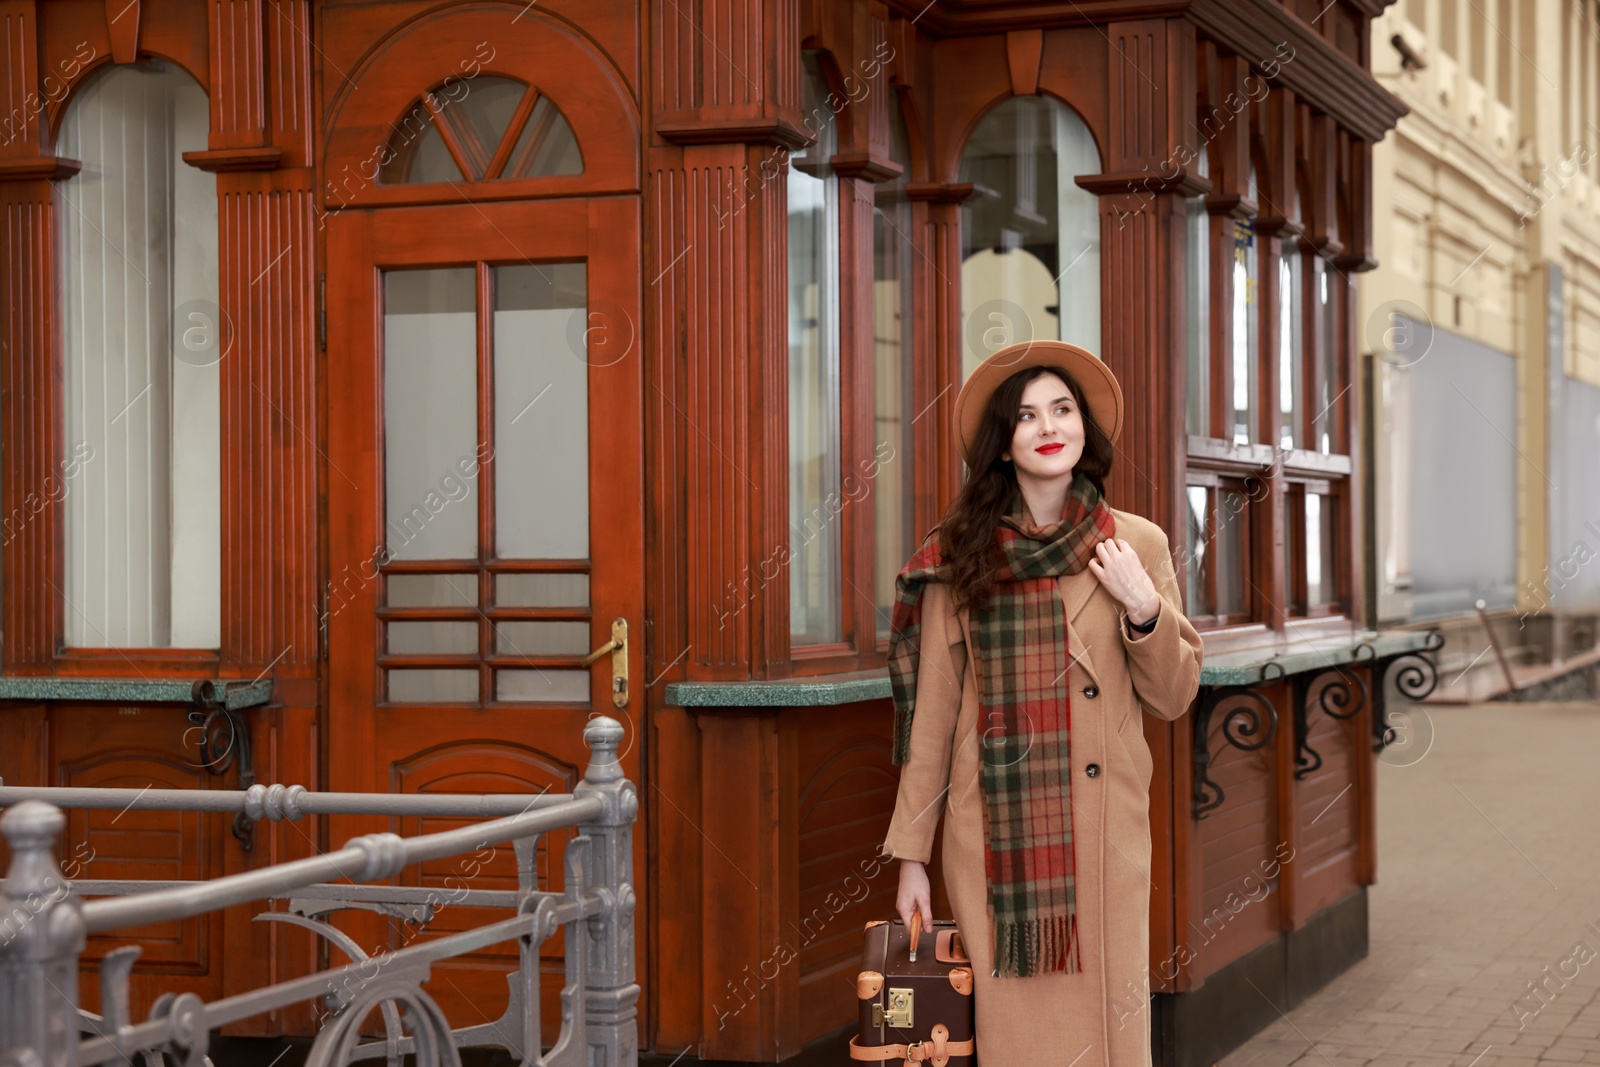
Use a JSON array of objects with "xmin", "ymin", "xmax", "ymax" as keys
[{"xmin": 1391, "ymin": 33, "xmax": 1426, "ymax": 72}]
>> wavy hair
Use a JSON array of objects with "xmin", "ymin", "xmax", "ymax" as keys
[{"xmin": 937, "ymin": 365, "xmax": 1115, "ymax": 614}]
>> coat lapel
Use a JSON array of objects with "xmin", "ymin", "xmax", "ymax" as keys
[{"xmin": 1058, "ymin": 570, "xmax": 1105, "ymax": 688}]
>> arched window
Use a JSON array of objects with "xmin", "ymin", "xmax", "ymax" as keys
[
  {"xmin": 59, "ymin": 59, "xmax": 220, "ymax": 648},
  {"xmin": 381, "ymin": 75, "xmax": 582, "ymax": 184},
  {"xmin": 958, "ymin": 95, "xmax": 1102, "ymax": 382}
]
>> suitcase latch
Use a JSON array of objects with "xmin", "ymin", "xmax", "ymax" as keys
[{"xmin": 872, "ymin": 988, "xmax": 914, "ymax": 1028}]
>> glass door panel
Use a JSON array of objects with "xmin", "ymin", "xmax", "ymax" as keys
[
  {"xmin": 492, "ymin": 263, "xmax": 589, "ymax": 559},
  {"xmin": 376, "ymin": 260, "xmax": 594, "ymax": 707},
  {"xmin": 382, "ymin": 269, "xmax": 480, "ymax": 561}
]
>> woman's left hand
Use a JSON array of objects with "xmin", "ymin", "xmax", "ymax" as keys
[{"xmin": 1086, "ymin": 537, "xmax": 1162, "ymax": 625}]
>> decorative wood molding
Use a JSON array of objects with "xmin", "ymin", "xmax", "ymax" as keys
[
  {"xmin": 878, "ymin": 0, "xmax": 1404, "ymax": 142},
  {"xmin": 1204, "ymin": 192, "xmax": 1258, "ymax": 218},
  {"xmin": 207, "ymin": 0, "xmax": 267, "ymax": 147},
  {"xmin": 182, "ymin": 146, "xmax": 284, "ymax": 172},
  {"xmin": 1185, "ymin": 0, "xmax": 1406, "ymax": 143},
  {"xmin": 1076, "ymin": 169, "xmax": 1210, "ymax": 197},
  {"xmin": 656, "ymin": 117, "xmax": 813, "ymax": 149},
  {"xmin": 105, "ymin": 0, "xmax": 142, "ymax": 64},
  {"xmin": 904, "ymin": 180, "xmax": 973, "ymax": 203},
  {"xmin": 830, "ymin": 151, "xmax": 901, "ymax": 181},
  {"xmin": 0, "ymin": 156, "xmax": 82, "ymax": 181},
  {"xmin": 1005, "ymin": 28, "xmax": 1043, "ymax": 95}
]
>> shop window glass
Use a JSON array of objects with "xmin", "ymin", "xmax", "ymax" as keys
[
  {"xmin": 60, "ymin": 60, "xmax": 220, "ymax": 648},
  {"xmin": 1307, "ymin": 490, "xmax": 1334, "ymax": 607},
  {"xmin": 381, "ymin": 76, "xmax": 582, "ymax": 184},
  {"xmin": 1184, "ymin": 481, "xmax": 1250, "ymax": 625},
  {"xmin": 788, "ymin": 51, "xmax": 843, "ymax": 644},
  {"xmin": 1279, "ymin": 248, "xmax": 1303, "ymax": 450},
  {"xmin": 958, "ymin": 95, "xmax": 1102, "ymax": 382},
  {"xmin": 1231, "ymin": 184, "xmax": 1260, "ymax": 444},
  {"xmin": 1313, "ymin": 257, "xmax": 1337, "ymax": 453},
  {"xmin": 873, "ymin": 98, "xmax": 916, "ymax": 639}
]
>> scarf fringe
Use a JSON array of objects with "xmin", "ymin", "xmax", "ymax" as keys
[{"xmin": 990, "ymin": 912, "xmax": 1082, "ymax": 978}]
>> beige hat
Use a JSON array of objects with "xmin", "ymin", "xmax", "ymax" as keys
[{"xmin": 953, "ymin": 340, "xmax": 1124, "ymax": 465}]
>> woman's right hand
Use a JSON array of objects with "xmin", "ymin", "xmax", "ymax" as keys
[{"xmin": 896, "ymin": 859, "xmax": 934, "ymax": 933}]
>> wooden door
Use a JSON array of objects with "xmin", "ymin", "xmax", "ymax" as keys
[{"xmin": 324, "ymin": 196, "xmax": 643, "ymax": 1036}]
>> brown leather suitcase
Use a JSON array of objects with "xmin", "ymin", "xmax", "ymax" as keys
[{"xmin": 849, "ymin": 918, "xmax": 975, "ymax": 1066}]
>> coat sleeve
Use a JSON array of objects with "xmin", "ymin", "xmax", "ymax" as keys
[
  {"xmin": 1119, "ymin": 525, "xmax": 1204, "ymax": 721},
  {"xmin": 880, "ymin": 581, "xmax": 967, "ymax": 864}
]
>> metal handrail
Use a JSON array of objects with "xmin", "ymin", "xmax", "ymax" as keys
[
  {"xmin": 77, "ymin": 797, "xmax": 604, "ymax": 933},
  {"xmin": 0, "ymin": 716, "xmax": 638, "ymax": 1067},
  {"xmin": 0, "ymin": 784, "xmax": 576, "ymax": 820}
]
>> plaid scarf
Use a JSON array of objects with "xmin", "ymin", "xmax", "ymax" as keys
[{"xmin": 887, "ymin": 473, "xmax": 1116, "ymax": 978}]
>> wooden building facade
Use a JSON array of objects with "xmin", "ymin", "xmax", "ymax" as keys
[{"xmin": 0, "ymin": 0, "xmax": 1417, "ymax": 1062}]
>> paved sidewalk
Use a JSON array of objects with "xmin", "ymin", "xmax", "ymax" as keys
[{"xmin": 1218, "ymin": 701, "xmax": 1600, "ymax": 1067}]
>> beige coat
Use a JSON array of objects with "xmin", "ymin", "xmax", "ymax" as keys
[{"xmin": 881, "ymin": 508, "xmax": 1204, "ymax": 1066}]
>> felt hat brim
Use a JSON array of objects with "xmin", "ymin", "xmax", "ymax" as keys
[{"xmin": 953, "ymin": 340, "xmax": 1124, "ymax": 465}]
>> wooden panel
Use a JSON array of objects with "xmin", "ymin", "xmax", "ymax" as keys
[
  {"xmin": 1292, "ymin": 694, "xmax": 1361, "ymax": 921},
  {"xmin": 694, "ymin": 711, "xmax": 795, "ymax": 1060},
  {"xmin": 374, "ymin": 736, "xmax": 582, "ymax": 1039},
  {"xmin": 1193, "ymin": 723, "xmax": 1280, "ymax": 981},
  {"xmin": 50, "ymin": 707, "xmax": 229, "ymax": 1016},
  {"xmin": 794, "ymin": 705, "xmax": 897, "ymax": 1039}
]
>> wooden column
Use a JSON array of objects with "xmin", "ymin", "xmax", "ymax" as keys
[
  {"xmin": 187, "ymin": 0, "xmax": 319, "ymax": 1031},
  {"xmin": 646, "ymin": 0, "xmax": 807, "ymax": 1054},
  {"xmin": 1068, "ymin": 15, "xmax": 1203, "ymax": 995},
  {"xmin": 0, "ymin": 166, "xmax": 72, "ymax": 670}
]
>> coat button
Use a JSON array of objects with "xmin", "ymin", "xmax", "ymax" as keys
[
  {"xmin": 1085, "ymin": 763, "xmax": 1100, "ymax": 778},
  {"xmin": 1083, "ymin": 685, "xmax": 1099, "ymax": 698}
]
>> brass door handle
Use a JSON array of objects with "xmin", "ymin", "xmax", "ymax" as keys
[{"xmin": 582, "ymin": 617, "xmax": 629, "ymax": 709}]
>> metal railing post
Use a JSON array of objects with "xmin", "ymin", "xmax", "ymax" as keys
[
  {"xmin": 572, "ymin": 716, "xmax": 639, "ymax": 1067},
  {"xmin": 0, "ymin": 801, "xmax": 85, "ymax": 1067}
]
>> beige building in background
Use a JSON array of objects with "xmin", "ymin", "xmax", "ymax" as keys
[{"xmin": 1363, "ymin": 0, "xmax": 1600, "ymax": 682}]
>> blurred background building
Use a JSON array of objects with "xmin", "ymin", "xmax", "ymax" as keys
[{"xmin": 1363, "ymin": 0, "xmax": 1600, "ymax": 700}]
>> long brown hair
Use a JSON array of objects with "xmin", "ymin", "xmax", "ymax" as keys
[{"xmin": 937, "ymin": 365, "xmax": 1114, "ymax": 614}]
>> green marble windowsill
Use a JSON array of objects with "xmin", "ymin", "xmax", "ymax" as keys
[
  {"xmin": 663, "ymin": 629, "xmax": 1440, "ymax": 708},
  {"xmin": 0, "ymin": 677, "xmax": 273, "ymax": 709}
]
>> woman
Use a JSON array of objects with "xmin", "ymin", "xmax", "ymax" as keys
[{"xmin": 881, "ymin": 340, "xmax": 1203, "ymax": 1066}]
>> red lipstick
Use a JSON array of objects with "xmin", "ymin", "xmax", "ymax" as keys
[{"xmin": 1036, "ymin": 443, "xmax": 1065, "ymax": 455}]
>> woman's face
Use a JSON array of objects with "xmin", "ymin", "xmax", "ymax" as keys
[{"xmin": 1002, "ymin": 372, "xmax": 1084, "ymax": 482}]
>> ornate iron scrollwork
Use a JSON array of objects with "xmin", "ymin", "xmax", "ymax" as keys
[
  {"xmin": 1371, "ymin": 640, "xmax": 1443, "ymax": 753},
  {"xmin": 1191, "ymin": 684, "xmax": 1279, "ymax": 819},
  {"xmin": 187, "ymin": 682, "xmax": 256, "ymax": 851},
  {"xmin": 1292, "ymin": 668, "xmax": 1368, "ymax": 779}
]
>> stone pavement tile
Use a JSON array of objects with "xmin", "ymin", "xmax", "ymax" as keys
[{"xmin": 1217, "ymin": 703, "xmax": 1600, "ymax": 1067}]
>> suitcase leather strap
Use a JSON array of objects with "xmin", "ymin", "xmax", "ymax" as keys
[{"xmin": 849, "ymin": 1025, "xmax": 971, "ymax": 1067}]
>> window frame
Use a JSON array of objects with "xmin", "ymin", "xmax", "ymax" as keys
[{"xmin": 1182, "ymin": 95, "xmax": 1356, "ymax": 636}]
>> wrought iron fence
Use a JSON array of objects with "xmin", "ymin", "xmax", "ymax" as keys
[{"xmin": 0, "ymin": 716, "xmax": 637, "ymax": 1067}]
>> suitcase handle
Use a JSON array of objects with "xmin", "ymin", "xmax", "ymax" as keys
[{"xmin": 934, "ymin": 928, "xmax": 969, "ymax": 964}]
